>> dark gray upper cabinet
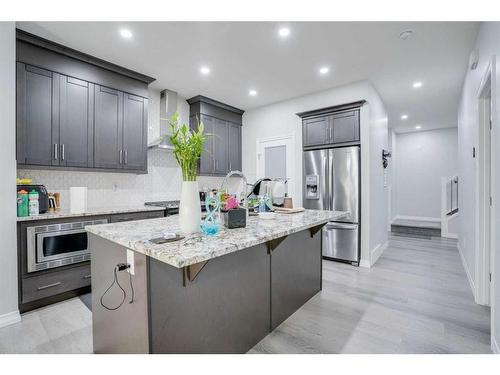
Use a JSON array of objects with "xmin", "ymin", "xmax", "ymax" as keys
[
  {"xmin": 213, "ymin": 119, "xmax": 229, "ymax": 175},
  {"xmin": 197, "ymin": 114, "xmax": 215, "ymax": 175},
  {"xmin": 59, "ymin": 76, "xmax": 94, "ymax": 168},
  {"xmin": 122, "ymin": 94, "xmax": 148, "ymax": 171},
  {"xmin": 188, "ymin": 96, "xmax": 244, "ymax": 176},
  {"xmin": 227, "ymin": 122, "xmax": 242, "ymax": 172},
  {"xmin": 303, "ymin": 116, "xmax": 330, "ymax": 147},
  {"xmin": 297, "ymin": 101, "xmax": 364, "ymax": 149},
  {"xmin": 330, "ymin": 110, "xmax": 360, "ymax": 144},
  {"xmin": 16, "ymin": 63, "xmax": 58, "ymax": 166},
  {"xmin": 94, "ymin": 86, "xmax": 123, "ymax": 170},
  {"xmin": 16, "ymin": 30, "xmax": 154, "ymax": 174}
]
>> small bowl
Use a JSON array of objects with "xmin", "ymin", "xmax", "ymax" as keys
[{"xmin": 259, "ymin": 212, "xmax": 276, "ymax": 220}]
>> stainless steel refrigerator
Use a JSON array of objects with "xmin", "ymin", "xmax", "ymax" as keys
[{"xmin": 303, "ymin": 146, "xmax": 360, "ymax": 265}]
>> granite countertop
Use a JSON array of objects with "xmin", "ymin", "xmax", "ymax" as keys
[
  {"xmin": 86, "ymin": 209, "xmax": 347, "ymax": 268},
  {"xmin": 16, "ymin": 205, "xmax": 165, "ymax": 222}
]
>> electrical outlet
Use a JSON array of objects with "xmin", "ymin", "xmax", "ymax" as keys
[{"xmin": 127, "ymin": 250, "xmax": 135, "ymax": 275}]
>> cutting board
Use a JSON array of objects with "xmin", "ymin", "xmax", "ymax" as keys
[{"xmin": 273, "ymin": 207, "xmax": 305, "ymax": 214}]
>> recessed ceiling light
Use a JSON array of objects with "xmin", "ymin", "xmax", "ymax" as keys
[
  {"xmin": 200, "ymin": 66, "xmax": 210, "ymax": 75},
  {"xmin": 412, "ymin": 81, "xmax": 423, "ymax": 88},
  {"xmin": 119, "ymin": 29, "xmax": 133, "ymax": 39},
  {"xmin": 319, "ymin": 67, "xmax": 329, "ymax": 75},
  {"xmin": 399, "ymin": 29, "xmax": 414, "ymax": 41},
  {"xmin": 249, "ymin": 89, "xmax": 257, "ymax": 97},
  {"xmin": 415, "ymin": 125, "xmax": 422, "ymax": 130},
  {"xmin": 278, "ymin": 27, "xmax": 290, "ymax": 37},
  {"xmin": 401, "ymin": 114, "xmax": 408, "ymax": 120}
]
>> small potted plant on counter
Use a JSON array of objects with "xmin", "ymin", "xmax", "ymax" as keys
[
  {"xmin": 220, "ymin": 193, "xmax": 247, "ymax": 229},
  {"xmin": 169, "ymin": 112, "xmax": 205, "ymax": 234}
]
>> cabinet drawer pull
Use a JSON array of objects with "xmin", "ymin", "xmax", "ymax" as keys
[
  {"xmin": 83, "ymin": 274, "xmax": 91, "ymax": 279},
  {"xmin": 37, "ymin": 282, "xmax": 61, "ymax": 291}
]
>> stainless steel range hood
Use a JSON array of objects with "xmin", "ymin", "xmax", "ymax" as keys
[{"xmin": 148, "ymin": 89, "xmax": 178, "ymax": 150}]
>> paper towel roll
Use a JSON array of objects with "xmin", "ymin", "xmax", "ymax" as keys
[{"xmin": 70, "ymin": 187, "xmax": 88, "ymax": 214}]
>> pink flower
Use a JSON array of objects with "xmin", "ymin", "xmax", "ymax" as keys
[{"xmin": 225, "ymin": 196, "xmax": 239, "ymax": 210}]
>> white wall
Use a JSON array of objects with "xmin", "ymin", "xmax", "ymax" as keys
[
  {"xmin": 242, "ymin": 80, "xmax": 388, "ymax": 266},
  {"xmin": 0, "ymin": 22, "xmax": 20, "ymax": 327},
  {"xmin": 457, "ymin": 22, "xmax": 500, "ymax": 352},
  {"xmin": 393, "ymin": 128, "xmax": 458, "ymax": 221}
]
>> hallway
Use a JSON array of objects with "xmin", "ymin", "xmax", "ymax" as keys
[{"xmin": 250, "ymin": 234, "xmax": 491, "ymax": 353}]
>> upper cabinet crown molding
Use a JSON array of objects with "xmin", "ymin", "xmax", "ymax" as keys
[
  {"xmin": 296, "ymin": 100, "xmax": 366, "ymax": 119},
  {"xmin": 188, "ymin": 95, "xmax": 245, "ymax": 125},
  {"xmin": 16, "ymin": 29, "xmax": 155, "ymax": 85}
]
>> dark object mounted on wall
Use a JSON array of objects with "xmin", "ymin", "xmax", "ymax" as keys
[{"xmin": 382, "ymin": 149, "xmax": 392, "ymax": 169}]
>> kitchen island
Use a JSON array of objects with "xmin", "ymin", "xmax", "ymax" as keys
[{"xmin": 86, "ymin": 209, "xmax": 346, "ymax": 353}]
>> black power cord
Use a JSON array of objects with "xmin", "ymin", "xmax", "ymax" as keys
[{"xmin": 100, "ymin": 263, "xmax": 135, "ymax": 311}]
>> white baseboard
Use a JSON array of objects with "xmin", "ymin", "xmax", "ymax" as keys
[
  {"xmin": 0, "ymin": 310, "xmax": 21, "ymax": 329},
  {"xmin": 392, "ymin": 215, "xmax": 441, "ymax": 223},
  {"xmin": 458, "ymin": 242, "xmax": 476, "ymax": 301},
  {"xmin": 492, "ymin": 335, "xmax": 500, "ymax": 354},
  {"xmin": 359, "ymin": 259, "xmax": 370, "ymax": 268},
  {"xmin": 371, "ymin": 241, "xmax": 388, "ymax": 267}
]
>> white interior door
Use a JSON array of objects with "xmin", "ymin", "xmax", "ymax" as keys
[{"xmin": 256, "ymin": 135, "xmax": 295, "ymax": 200}]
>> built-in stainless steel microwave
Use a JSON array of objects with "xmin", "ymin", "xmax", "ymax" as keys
[{"xmin": 26, "ymin": 219, "xmax": 107, "ymax": 273}]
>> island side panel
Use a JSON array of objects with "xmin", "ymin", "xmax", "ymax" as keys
[
  {"xmin": 148, "ymin": 243, "xmax": 270, "ymax": 354},
  {"xmin": 270, "ymin": 227, "xmax": 322, "ymax": 330},
  {"xmin": 89, "ymin": 234, "xmax": 149, "ymax": 353}
]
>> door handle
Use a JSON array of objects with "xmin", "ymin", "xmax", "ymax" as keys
[
  {"xmin": 37, "ymin": 281, "xmax": 61, "ymax": 291},
  {"xmin": 54, "ymin": 144, "xmax": 58, "ymax": 160},
  {"xmin": 83, "ymin": 275, "xmax": 91, "ymax": 280},
  {"xmin": 119, "ymin": 150, "xmax": 123, "ymax": 164},
  {"xmin": 124, "ymin": 149, "xmax": 128, "ymax": 165},
  {"xmin": 61, "ymin": 144, "xmax": 65, "ymax": 161}
]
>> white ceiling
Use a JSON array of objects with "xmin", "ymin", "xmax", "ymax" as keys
[{"xmin": 17, "ymin": 22, "xmax": 479, "ymax": 133}]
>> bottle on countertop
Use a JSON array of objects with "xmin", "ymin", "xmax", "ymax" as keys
[
  {"xmin": 28, "ymin": 190, "xmax": 40, "ymax": 216},
  {"xmin": 17, "ymin": 190, "xmax": 29, "ymax": 217}
]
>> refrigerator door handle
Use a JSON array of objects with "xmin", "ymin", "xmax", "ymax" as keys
[
  {"xmin": 326, "ymin": 222, "xmax": 358, "ymax": 230},
  {"xmin": 328, "ymin": 151, "xmax": 334, "ymax": 211},
  {"xmin": 323, "ymin": 155, "xmax": 328, "ymax": 210}
]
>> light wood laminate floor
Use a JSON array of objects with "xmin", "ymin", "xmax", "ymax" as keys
[
  {"xmin": 0, "ymin": 235, "xmax": 491, "ymax": 353},
  {"xmin": 250, "ymin": 235, "xmax": 491, "ymax": 354}
]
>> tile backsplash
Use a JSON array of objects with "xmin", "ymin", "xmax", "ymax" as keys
[{"xmin": 17, "ymin": 149, "xmax": 224, "ymax": 209}]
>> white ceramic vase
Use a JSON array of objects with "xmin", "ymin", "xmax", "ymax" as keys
[{"xmin": 179, "ymin": 180, "xmax": 201, "ymax": 234}]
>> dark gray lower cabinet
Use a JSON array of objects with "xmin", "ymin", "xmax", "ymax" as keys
[
  {"xmin": 122, "ymin": 94, "xmax": 148, "ymax": 171},
  {"xmin": 16, "ymin": 63, "xmax": 58, "ymax": 166},
  {"xmin": 59, "ymin": 76, "xmax": 95, "ymax": 168},
  {"xmin": 94, "ymin": 86, "xmax": 123, "ymax": 170}
]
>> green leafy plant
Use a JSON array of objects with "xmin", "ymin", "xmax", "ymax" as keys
[{"xmin": 168, "ymin": 112, "xmax": 205, "ymax": 181}]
